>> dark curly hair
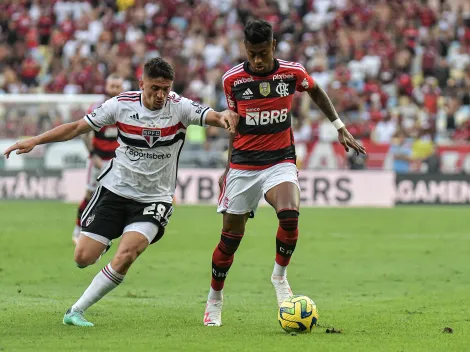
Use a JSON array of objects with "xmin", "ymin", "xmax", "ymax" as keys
[{"xmin": 143, "ymin": 57, "xmax": 175, "ymax": 81}]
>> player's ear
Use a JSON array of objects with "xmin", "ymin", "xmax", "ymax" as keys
[
  {"xmin": 139, "ymin": 78, "xmax": 144, "ymax": 91},
  {"xmin": 272, "ymin": 39, "xmax": 277, "ymax": 52}
]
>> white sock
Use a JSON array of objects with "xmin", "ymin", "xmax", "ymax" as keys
[
  {"xmin": 72, "ymin": 225, "xmax": 81, "ymax": 238},
  {"xmin": 208, "ymin": 287, "xmax": 223, "ymax": 300},
  {"xmin": 272, "ymin": 262, "xmax": 287, "ymax": 278},
  {"xmin": 72, "ymin": 263, "xmax": 124, "ymax": 312}
]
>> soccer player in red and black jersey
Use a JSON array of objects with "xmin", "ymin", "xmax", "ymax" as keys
[
  {"xmin": 203, "ymin": 20, "xmax": 366, "ymax": 326},
  {"xmin": 72, "ymin": 74, "xmax": 124, "ymax": 244}
]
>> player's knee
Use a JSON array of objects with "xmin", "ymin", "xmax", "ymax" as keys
[
  {"xmin": 114, "ymin": 248, "xmax": 139, "ymax": 268},
  {"xmin": 223, "ymin": 213, "xmax": 248, "ymax": 233},
  {"xmin": 74, "ymin": 249, "xmax": 96, "ymax": 268},
  {"xmin": 277, "ymin": 209, "xmax": 299, "ymax": 232}
]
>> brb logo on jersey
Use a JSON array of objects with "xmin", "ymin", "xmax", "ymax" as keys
[
  {"xmin": 246, "ymin": 108, "xmax": 288, "ymax": 126},
  {"xmin": 142, "ymin": 129, "xmax": 161, "ymax": 147}
]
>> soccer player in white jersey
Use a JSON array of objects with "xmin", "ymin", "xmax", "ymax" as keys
[{"xmin": 4, "ymin": 57, "xmax": 239, "ymax": 327}]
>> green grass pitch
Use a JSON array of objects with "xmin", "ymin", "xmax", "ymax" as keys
[{"xmin": 0, "ymin": 202, "xmax": 469, "ymax": 351}]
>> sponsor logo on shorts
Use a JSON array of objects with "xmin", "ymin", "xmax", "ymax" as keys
[
  {"xmin": 126, "ymin": 147, "xmax": 171, "ymax": 161},
  {"xmin": 86, "ymin": 213, "xmax": 95, "ymax": 226}
]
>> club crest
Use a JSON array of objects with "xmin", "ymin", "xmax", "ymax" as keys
[
  {"xmin": 86, "ymin": 214, "xmax": 95, "ymax": 226},
  {"xmin": 142, "ymin": 129, "xmax": 161, "ymax": 147},
  {"xmin": 259, "ymin": 82, "xmax": 271, "ymax": 97}
]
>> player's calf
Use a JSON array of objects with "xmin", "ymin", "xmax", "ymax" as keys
[
  {"xmin": 271, "ymin": 209, "xmax": 298, "ymax": 306},
  {"xmin": 211, "ymin": 230, "xmax": 244, "ymax": 291},
  {"xmin": 204, "ymin": 229, "xmax": 244, "ymax": 327},
  {"xmin": 110, "ymin": 231, "xmax": 149, "ymax": 275},
  {"xmin": 275, "ymin": 209, "xmax": 299, "ymax": 268},
  {"xmin": 66, "ymin": 231, "xmax": 149, "ymax": 322}
]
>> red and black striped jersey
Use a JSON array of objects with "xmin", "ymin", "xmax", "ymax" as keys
[
  {"xmin": 223, "ymin": 59, "xmax": 315, "ymax": 170},
  {"xmin": 88, "ymin": 101, "xmax": 119, "ymax": 160}
]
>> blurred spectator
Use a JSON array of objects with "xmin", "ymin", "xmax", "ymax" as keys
[
  {"xmin": 372, "ymin": 112, "xmax": 397, "ymax": 144},
  {"xmin": 390, "ymin": 130, "xmax": 414, "ymax": 174}
]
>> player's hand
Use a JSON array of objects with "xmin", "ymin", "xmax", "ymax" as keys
[
  {"xmin": 4, "ymin": 138, "xmax": 38, "ymax": 159},
  {"xmin": 337, "ymin": 127, "xmax": 366, "ymax": 155},
  {"xmin": 220, "ymin": 110, "xmax": 239, "ymax": 134}
]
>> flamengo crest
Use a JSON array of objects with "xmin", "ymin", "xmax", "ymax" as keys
[
  {"xmin": 142, "ymin": 129, "xmax": 161, "ymax": 147},
  {"xmin": 276, "ymin": 82, "xmax": 289, "ymax": 97}
]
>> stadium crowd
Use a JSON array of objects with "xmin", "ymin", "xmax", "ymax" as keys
[{"xmin": 0, "ymin": 0, "xmax": 470, "ymax": 169}]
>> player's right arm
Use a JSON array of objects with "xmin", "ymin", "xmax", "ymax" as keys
[
  {"xmin": 4, "ymin": 119, "xmax": 92, "ymax": 158},
  {"xmin": 4, "ymin": 97, "xmax": 117, "ymax": 159}
]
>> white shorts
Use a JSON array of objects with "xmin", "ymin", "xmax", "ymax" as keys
[
  {"xmin": 85, "ymin": 159, "xmax": 111, "ymax": 192},
  {"xmin": 217, "ymin": 162, "xmax": 300, "ymax": 216}
]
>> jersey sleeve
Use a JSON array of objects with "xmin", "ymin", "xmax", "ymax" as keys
[
  {"xmin": 83, "ymin": 97, "xmax": 117, "ymax": 132},
  {"xmin": 223, "ymin": 77, "xmax": 237, "ymax": 112},
  {"xmin": 179, "ymin": 97, "xmax": 213, "ymax": 127},
  {"xmin": 295, "ymin": 64, "xmax": 315, "ymax": 92}
]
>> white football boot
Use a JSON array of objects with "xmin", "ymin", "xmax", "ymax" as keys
[
  {"xmin": 203, "ymin": 299, "xmax": 223, "ymax": 326},
  {"xmin": 271, "ymin": 275, "xmax": 293, "ymax": 307}
]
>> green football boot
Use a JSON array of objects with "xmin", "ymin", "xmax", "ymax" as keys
[{"xmin": 63, "ymin": 308, "xmax": 94, "ymax": 327}]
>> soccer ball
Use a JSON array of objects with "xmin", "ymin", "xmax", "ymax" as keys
[{"xmin": 278, "ymin": 295, "xmax": 319, "ymax": 333}]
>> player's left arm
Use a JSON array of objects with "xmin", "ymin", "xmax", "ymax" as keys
[{"xmin": 295, "ymin": 66, "xmax": 366, "ymax": 155}]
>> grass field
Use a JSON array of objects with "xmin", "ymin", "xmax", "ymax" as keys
[{"xmin": 0, "ymin": 202, "xmax": 469, "ymax": 351}]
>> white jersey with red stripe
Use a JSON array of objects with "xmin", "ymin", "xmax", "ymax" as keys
[{"xmin": 84, "ymin": 91, "xmax": 212, "ymax": 203}]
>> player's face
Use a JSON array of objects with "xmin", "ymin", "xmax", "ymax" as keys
[
  {"xmin": 140, "ymin": 76, "xmax": 172, "ymax": 110},
  {"xmin": 105, "ymin": 78, "xmax": 123, "ymax": 97},
  {"xmin": 244, "ymin": 39, "xmax": 276, "ymax": 74}
]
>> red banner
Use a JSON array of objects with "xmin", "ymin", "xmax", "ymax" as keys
[{"xmin": 301, "ymin": 141, "xmax": 470, "ymax": 173}]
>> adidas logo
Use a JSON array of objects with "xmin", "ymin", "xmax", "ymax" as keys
[
  {"xmin": 243, "ymin": 88, "xmax": 253, "ymax": 96},
  {"xmin": 130, "ymin": 113, "xmax": 139, "ymax": 120}
]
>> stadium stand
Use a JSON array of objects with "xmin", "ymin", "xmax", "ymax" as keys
[{"xmin": 0, "ymin": 0, "xmax": 469, "ymax": 170}]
